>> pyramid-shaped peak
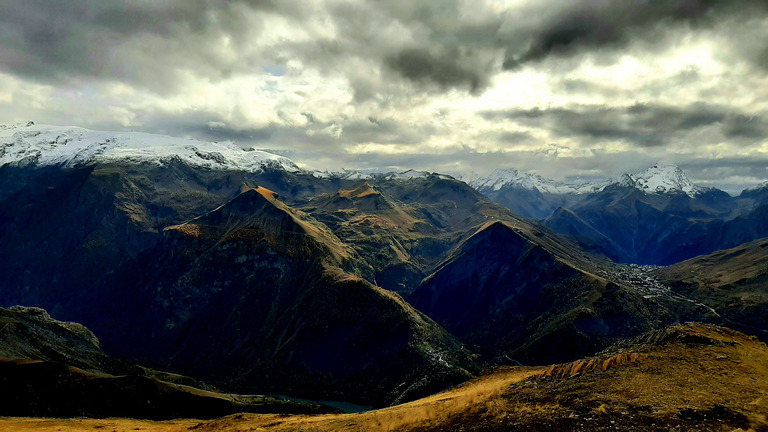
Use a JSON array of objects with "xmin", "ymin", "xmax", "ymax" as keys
[
  {"xmin": 619, "ymin": 163, "xmax": 704, "ymax": 197},
  {"xmin": 338, "ymin": 183, "xmax": 380, "ymax": 199}
]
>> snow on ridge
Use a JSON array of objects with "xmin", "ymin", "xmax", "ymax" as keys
[
  {"xmin": 744, "ymin": 180, "xmax": 768, "ymax": 192},
  {"xmin": 386, "ymin": 169, "xmax": 431, "ymax": 180},
  {"xmin": 0, "ymin": 123, "xmax": 300, "ymax": 172},
  {"xmin": 468, "ymin": 168, "xmax": 607, "ymax": 194},
  {"xmin": 312, "ymin": 169, "xmax": 373, "ymax": 180},
  {"xmin": 0, "ymin": 121, "xmax": 35, "ymax": 131},
  {"xmin": 313, "ymin": 168, "xmax": 453, "ymax": 181},
  {"xmin": 615, "ymin": 163, "xmax": 705, "ymax": 197},
  {"xmin": 385, "ymin": 169, "xmax": 454, "ymax": 181},
  {"xmin": 465, "ymin": 163, "xmax": 709, "ymax": 197}
]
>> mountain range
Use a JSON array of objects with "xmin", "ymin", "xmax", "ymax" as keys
[
  {"xmin": 467, "ymin": 163, "xmax": 768, "ymax": 265},
  {"xmin": 1, "ymin": 122, "xmax": 767, "ymax": 419}
]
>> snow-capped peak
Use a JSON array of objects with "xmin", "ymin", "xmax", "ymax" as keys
[
  {"xmin": 615, "ymin": 163, "xmax": 704, "ymax": 197},
  {"xmin": 312, "ymin": 168, "xmax": 373, "ymax": 180},
  {"xmin": 466, "ymin": 168, "xmax": 606, "ymax": 194},
  {"xmin": 744, "ymin": 180, "xmax": 768, "ymax": 192},
  {"xmin": 385, "ymin": 169, "xmax": 453, "ymax": 181},
  {"xmin": 0, "ymin": 123, "xmax": 300, "ymax": 172}
]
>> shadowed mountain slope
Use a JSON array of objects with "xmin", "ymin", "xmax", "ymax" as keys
[
  {"xmin": 302, "ymin": 174, "xmax": 534, "ymax": 296},
  {"xmin": 408, "ymin": 220, "xmax": 716, "ymax": 365},
  {"xmin": 467, "ymin": 164, "xmax": 768, "ymax": 266},
  {"xmin": 0, "ymin": 306, "xmax": 337, "ymax": 419},
  {"xmin": 73, "ymin": 187, "xmax": 476, "ymax": 407},
  {"xmin": 0, "ymin": 162, "xmax": 481, "ymax": 406}
]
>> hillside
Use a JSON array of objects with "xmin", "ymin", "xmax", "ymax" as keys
[
  {"xmin": 0, "ymin": 306, "xmax": 335, "ymax": 419},
  {"xmin": 0, "ymin": 129, "xmax": 478, "ymax": 407},
  {"xmin": 69, "ymin": 186, "xmax": 476, "ymax": 406},
  {"xmin": 408, "ymin": 220, "xmax": 713, "ymax": 365},
  {"xmin": 3, "ymin": 124, "xmax": 766, "ymax": 413},
  {"xmin": 653, "ymin": 238, "xmax": 768, "ymax": 339},
  {"xmin": 4, "ymin": 323, "xmax": 766, "ymax": 431},
  {"xmin": 302, "ymin": 174, "xmax": 522, "ymax": 295}
]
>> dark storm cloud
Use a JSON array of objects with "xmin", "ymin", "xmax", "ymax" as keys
[
  {"xmin": 193, "ymin": 124, "xmax": 276, "ymax": 144},
  {"xmin": 481, "ymin": 103, "xmax": 767, "ymax": 147},
  {"xmin": 502, "ymin": 0, "xmax": 768, "ymax": 69},
  {"xmin": 675, "ymin": 156, "xmax": 768, "ymax": 194},
  {"xmin": 124, "ymin": 108, "xmax": 442, "ymax": 158},
  {"xmin": 385, "ymin": 48, "xmax": 486, "ymax": 93},
  {"xmin": 723, "ymin": 115, "xmax": 768, "ymax": 139},
  {"xmin": 126, "ymin": 111, "xmax": 277, "ymax": 144},
  {"xmin": 0, "ymin": 0, "xmax": 506, "ymax": 94},
  {"xmin": 497, "ymin": 131, "xmax": 533, "ymax": 144},
  {"xmin": 303, "ymin": 0, "xmax": 504, "ymax": 94},
  {"xmin": 343, "ymin": 117, "xmax": 437, "ymax": 145},
  {"xmin": 0, "ymin": 0, "xmax": 283, "ymax": 90},
  {"xmin": 682, "ymin": 156, "xmax": 768, "ymax": 175},
  {"xmin": 4, "ymin": 0, "xmax": 768, "ymax": 97}
]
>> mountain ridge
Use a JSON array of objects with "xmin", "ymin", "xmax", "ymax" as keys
[
  {"xmin": 0, "ymin": 122, "xmax": 300, "ymax": 172},
  {"xmin": 467, "ymin": 162, "xmax": 717, "ymax": 198}
]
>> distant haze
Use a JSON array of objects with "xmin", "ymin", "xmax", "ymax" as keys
[{"xmin": 1, "ymin": 0, "xmax": 767, "ymax": 192}]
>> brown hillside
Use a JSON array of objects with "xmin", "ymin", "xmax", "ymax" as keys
[
  {"xmin": 653, "ymin": 238, "xmax": 768, "ymax": 340},
  {"xmin": 4, "ymin": 323, "xmax": 767, "ymax": 431}
]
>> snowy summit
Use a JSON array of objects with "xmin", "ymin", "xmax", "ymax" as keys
[
  {"xmin": 615, "ymin": 163, "xmax": 705, "ymax": 197},
  {"xmin": 465, "ymin": 163, "xmax": 708, "ymax": 197},
  {"xmin": 0, "ymin": 122, "xmax": 300, "ymax": 172}
]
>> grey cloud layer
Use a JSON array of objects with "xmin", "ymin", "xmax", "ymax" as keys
[
  {"xmin": 1, "ymin": 0, "xmax": 767, "ymax": 191},
  {"xmin": 502, "ymin": 0, "xmax": 768, "ymax": 69},
  {"xmin": 0, "ymin": 0, "xmax": 284, "ymax": 90},
  {"xmin": 481, "ymin": 104, "xmax": 768, "ymax": 148},
  {"xmin": 3, "ymin": 0, "xmax": 768, "ymax": 91}
]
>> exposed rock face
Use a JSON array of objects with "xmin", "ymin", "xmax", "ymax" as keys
[
  {"xmin": 0, "ymin": 306, "xmax": 110, "ymax": 371},
  {"xmin": 542, "ymin": 353, "xmax": 644, "ymax": 378}
]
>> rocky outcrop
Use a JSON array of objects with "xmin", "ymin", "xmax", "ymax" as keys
[{"xmin": 542, "ymin": 353, "xmax": 644, "ymax": 379}]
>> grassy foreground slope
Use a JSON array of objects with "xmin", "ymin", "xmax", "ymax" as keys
[{"xmin": 3, "ymin": 323, "xmax": 767, "ymax": 431}]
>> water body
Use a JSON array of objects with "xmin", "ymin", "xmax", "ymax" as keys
[{"xmin": 275, "ymin": 395, "xmax": 374, "ymax": 414}]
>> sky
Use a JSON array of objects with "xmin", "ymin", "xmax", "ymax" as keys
[{"xmin": 1, "ymin": 0, "xmax": 768, "ymax": 193}]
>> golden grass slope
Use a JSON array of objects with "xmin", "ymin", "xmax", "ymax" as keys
[{"xmin": 3, "ymin": 323, "xmax": 767, "ymax": 431}]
